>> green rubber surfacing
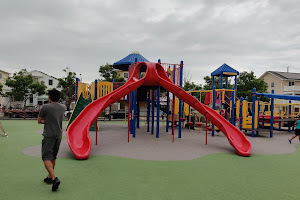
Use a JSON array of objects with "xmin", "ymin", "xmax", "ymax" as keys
[{"xmin": 0, "ymin": 120, "xmax": 300, "ymax": 200}]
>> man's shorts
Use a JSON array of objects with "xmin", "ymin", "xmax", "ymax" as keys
[
  {"xmin": 295, "ymin": 129, "xmax": 300, "ymax": 136},
  {"xmin": 42, "ymin": 137, "xmax": 62, "ymax": 161}
]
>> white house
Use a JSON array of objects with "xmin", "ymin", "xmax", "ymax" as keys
[
  {"xmin": 28, "ymin": 70, "xmax": 60, "ymax": 106},
  {"xmin": 0, "ymin": 70, "xmax": 11, "ymax": 109}
]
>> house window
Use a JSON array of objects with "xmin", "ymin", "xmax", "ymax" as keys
[
  {"xmin": 271, "ymin": 82, "xmax": 274, "ymax": 87},
  {"xmin": 124, "ymin": 73, "xmax": 129, "ymax": 78},
  {"xmin": 289, "ymin": 81, "xmax": 295, "ymax": 86},
  {"xmin": 30, "ymin": 95, "xmax": 33, "ymax": 103},
  {"xmin": 0, "ymin": 73, "xmax": 2, "ymax": 78},
  {"xmin": 49, "ymin": 79, "xmax": 53, "ymax": 85}
]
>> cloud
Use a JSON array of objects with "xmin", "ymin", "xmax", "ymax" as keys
[{"xmin": 0, "ymin": 0, "xmax": 300, "ymax": 85}]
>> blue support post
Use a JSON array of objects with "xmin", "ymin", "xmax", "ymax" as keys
[
  {"xmin": 178, "ymin": 61, "xmax": 183, "ymax": 138},
  {"xmin": 147, "ymin": 89, "xmax": 150, "ymax": 132},
  {"xmin": 151, "ymin": 89, "xmax": 155, "ymax": 135},
  {"xmin": 220, "ymin": 75, "xmax": 223, "ymax": 89},
  {"xmin": 156, "ymin": 87, "xmax": 160, "ymax": 138},
  {"xmin": 239, "ymin": 97, "xmax": 243, "ymax": 130},
  {"xmin": 137, "ymin": 73, "xmax": 141, "ymax": 129},
  {"xmin": 262, "ymin": 99, "xmax": 265, "ymax": 128},
  {"xmin": 212, "ymin": 86, "xmax": 216, "ymax": 136},
  {"xmin": 231, "ymin": 89, "xmax": 235, "ymax": 125},
  {"xmin": 278, "ymin": 115, "xmax": 281, "ymax": 130},
  {"xmin": 219, "ymin": 75, "xmax": 223, "ymax": 115},
  {"xmin": 288, "ymin": 100, "xmax": 292, "ymax": 132},
  {"xmin": 234, "ymin": 76, "xmax": 237, "ymax": 126},
  {"xmin": 252, "ymin": 88, "xmax": 256, "ymax": 137},
  {"xmin": 270, "ymin": 90, "xmax": 274, "ymax": 137},
  {"xmin": 212, "ymin": 86, "xmax": 216, "ymax": 110},
  {"xmin": 166, "ymin": 91, "xmax": 170, "ymax": 132},
  {"xmin": 257, "ymin": 97, "xmax": 260, "ymax": 130},
  {"xmin": 178, "ymin": 99, "xmax": 182, "ymax": 138},
  {"xmin": 94, "ymin": 79, "xmax": 97, "ymax": 101},
  {"xmin": 133, "ymin": 90, "xmax": 137, "ymax": 137},
  {"xmin": 75, "ymin": 78, "xmax": 79, "ymax": 103}
]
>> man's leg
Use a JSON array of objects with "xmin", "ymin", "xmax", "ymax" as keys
[
  {"xmin": 44, "ymin": 160, "xmax": 56, "ymax": 180},
  {"xmin": 46, "ymin": 160, "xmax": 56, "ymax": 178},
  {"xmin": 290, "ymin": 134, "xmax": 297, "ymax": 141},
  {"xmin": 52, "ymin": 160, "xmax": 56, "ymax": 169}
]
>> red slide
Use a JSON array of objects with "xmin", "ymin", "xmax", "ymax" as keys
[{"xmin": 67, "ymin": 62, "xmax": 251, "ymax": 159}]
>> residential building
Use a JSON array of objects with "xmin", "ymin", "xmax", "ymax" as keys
[
  {"xmin": 28, "ymin": 70, "xmax": 60, "ymax": 106},
  {"xmin": 116, "ymin": 70, "xmax": 129, "ymax": 80},
  {"xmin": 0, "ymin": 70, "xmax": 11, "ymax": 109},
  {"xmin": 259, "ymin": 71, "xmax": 300, "ymax": 104}
]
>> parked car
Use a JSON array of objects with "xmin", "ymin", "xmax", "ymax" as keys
[{"xmin": 106, "ymin": 109, "xmax": 128, "ymax": 119}]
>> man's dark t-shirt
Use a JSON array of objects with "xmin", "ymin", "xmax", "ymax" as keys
[{"xmin": 39, "ymin": 102, "xmax": 66, "ymax": 139}]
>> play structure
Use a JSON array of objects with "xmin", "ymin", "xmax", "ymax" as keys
[
  {"xmin": 185, "ymin": 64, "xmax": 239, "ymax": 135},
  {"xmin": 66, "ymin": 62, "xmax": 251, "ymax": 159},
  {"xmin": 65, "ymin": 79, "xmax": 113, "ymax": 130},
  {"xmin": 66, "ymin": 93, "xmax": 97, "ymax": 131},
  {"xmin": 237, "ymin": 88, "xmax": 300, "ymax": 137}
]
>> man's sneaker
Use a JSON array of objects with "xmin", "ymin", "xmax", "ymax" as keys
[
  {"xmin": 44, "ymin": 177, "xmax": 52, "ymax": 184},
  {"xmin": 52, "ymin": 177, "xmax": 61, "ymax": 191},
  {"xmin": 288, "ymin": 139, "xmax": 292, "ymax": 144}
]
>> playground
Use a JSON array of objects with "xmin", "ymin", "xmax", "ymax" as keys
[
  {"xmin": 2, "ymin": 57, "xmax": 300, "ymax": 199},
  {"xmin": 1, "ymin": 120, "xmax": 300, "ymax": 200}
]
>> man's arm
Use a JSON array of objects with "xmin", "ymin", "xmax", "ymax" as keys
[{"xmin": 38, "ymin": 116, "xmax": 45, "ymax": 124}]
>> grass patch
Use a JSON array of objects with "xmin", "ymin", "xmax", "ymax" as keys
[{"xmin": 0, "ymin": 120, "xmax": 299, "ymax": 200}]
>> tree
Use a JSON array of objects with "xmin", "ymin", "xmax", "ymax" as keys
[
  {"xmin": 5, "ymin": 69, "xmax": 46, "ymax": 107},
  {"xmin": 183, "ymin": 81, "xmax": 202, "ymax": 100},
  {"xmin": 99, "ymin": 63, "xmax": 126, "ymax": 82},
  {"xmin": 237, "ymin": 71, "xmax": 268, "ymax": 101},
  {"xmin": 183, "ymin": 69, "xmax": 192, "ymax": 85},
  {"xmin": 57, "ymin": 69, "xmax": 76, "ymax": 109},
  {"xmin": 202, "ymin": 76, "xmax": 234, "ymax": 90}
]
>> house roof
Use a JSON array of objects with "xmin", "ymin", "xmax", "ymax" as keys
[
  {"xmin": 29, "ymin": 70, "xmax": 59, "ymax": 80},
  {"xmin": 259, "ymin": 71, "xmax": 300, "ymax": 81},
  {"xmin": 113, "ymin": 51, "xmax": 149, "ymax": 71},
  {"xmin": 211, "ymin": 63, "xmax": 239, "ymax": 77},
  {"xmin": 0, "ymin": 70, "xmax": 10, "ymax": 74}
]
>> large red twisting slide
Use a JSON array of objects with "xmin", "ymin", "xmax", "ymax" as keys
[{"xmin": 67, "ymin": 62, "xmax": 251, "ymax": 159}]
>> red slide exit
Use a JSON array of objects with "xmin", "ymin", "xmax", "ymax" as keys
[{"xmin": 67, "ymin": 62, "xmax": 251, "ymax": 159}]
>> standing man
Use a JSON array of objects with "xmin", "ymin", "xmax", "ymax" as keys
[{"xmin": 38, "ymin": 89, "xmax": 66, "ymax": 191}]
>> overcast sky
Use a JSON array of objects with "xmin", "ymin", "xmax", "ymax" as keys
[{"xmin": 1, "ymin": 0, "xmax": 300, "ymax": 85}]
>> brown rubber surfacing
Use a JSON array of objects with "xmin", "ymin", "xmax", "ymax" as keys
[{"xmin": 23, "ymin": 123, "xmax": 298, "ymax": 161}]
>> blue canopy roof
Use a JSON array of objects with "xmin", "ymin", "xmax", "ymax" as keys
[
  {"xmin": 211, "ymin": 63, "xmax": 239, "ymax": 77},
  {"xmin": 113, "ymin": 51, "xmax": 149, "ymax": 71}
]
